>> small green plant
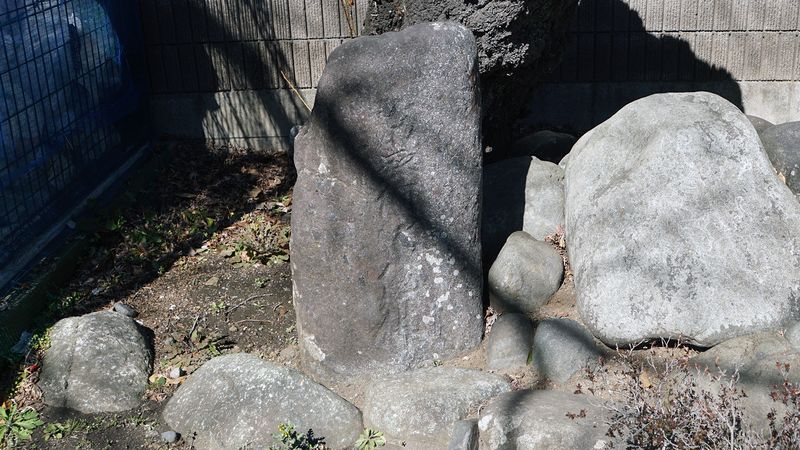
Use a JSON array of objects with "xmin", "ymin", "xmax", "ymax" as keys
[
  {"xmin": 355, "ymin": 428, "xmax": 385, "ymax": 449},
  {"xmin": 0, "ymin": 404, "xmax": 44, "ymax": 446},
  {"xmin": 256, "ymin": 277, "xmax": 270, "ymax": 288},
  {"xmin": 43, "ymin": 419, "xmax": 85, "ymax": 440},
  {"xmin": 209, "ymin": 301, "xmax": 226, "ymax": 313},
  {"xmin": 267, "ymin": 422, "xmax": 325, "ymax": 450}
]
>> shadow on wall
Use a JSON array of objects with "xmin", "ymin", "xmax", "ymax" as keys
[
  {"xmin": 138, "ymin": 0, "xmax": 311, "ymax": 150},
  {"xmin": 522, "ymin": 0, "xmax": 744, "ymax": 133}
]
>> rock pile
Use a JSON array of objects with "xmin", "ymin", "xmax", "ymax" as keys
[{"xmin": 35, "ymin": 20, "xmax": 800, "ymax": 450}]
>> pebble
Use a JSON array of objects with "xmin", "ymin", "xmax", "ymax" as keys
[
  {"xmin": 170, "ymin": 367, "xmax": 184, "ymax": 378},
  {"xmin": 229, "ymin": 326, "xmax": 238, "ymax": 332},
  {"xmin": 162, "ymin": 430, "xmax": 179, "ymax": 443},
  {"xmin": 164, "ymin": 337, "xmax": 175, "ymax": 346},
  {"xmin": 113, "ymin": 302, "xmax": 138, "ymax": 318}
]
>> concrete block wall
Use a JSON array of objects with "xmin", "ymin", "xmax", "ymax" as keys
[
  {"xmin": 137, "ymin": 0, "xmax": 367, "ymax": 150},
  {"xmin": 525, "ymin": 0, "xmax": 800, "ymax": 131},
  {"xmin": 137, "ymin": 0, "xmax": 800, "ymax": 149}
]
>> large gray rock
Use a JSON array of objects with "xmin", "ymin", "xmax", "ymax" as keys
[
  {"xmin": 689, "ymin": 332, "xmax": 800, "ymax": 433},
  {"xmin": 565, "ymin": 92, "xmax": 800, "ymax": 347},
  {"xmin": 478, "ymin": 390, "xmax": 609, "ymax": 450},
  {"xmin": 482, "ymin": 157, "xmax": 565, "ymax": 261},
  {"xmin": 761, "ymin": 121, "xmax": 800, "ymax": 196},
  {"xmin": 362, "ymin": 0, "xmax": 577, "ymax": 155},
  {"xmin": 39, "ymin": 310, "xmax": 152, "ymax": 413},
  {"xmin": 531, "ymin": 318, "xmax": 603, "ymax": 383},
  {"xmin": 163, "ymin": 353, "xmax": 362, "ymax": 450},
  {"xmin": 292, "ymin": 22, "xmax": 484, "ymax": 383},
  {"xmin": 363, "ymin": 367, "xmax": 510, "ymax": 446},
  {"xmin": 747, "ymin": 115, "xmax": 774, "ymax": 136},
  {"xmin": 488, "ymin": 231, "xmax": 563, "ymax": 314},
  {"xmin": 486, "ymin": 313, "xmax": 534, "ymax": 371}
]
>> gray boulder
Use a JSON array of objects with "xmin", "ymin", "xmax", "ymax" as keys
[
  {"xmin": 362, "ymin": 0, "xmax": 578, "ymax": 154},
  {"xmin": 292, "ymin": 22, "xmax": 484, "ymax": 383},
  {"xmin": 482, "ymin": 157, "xmax": 565, "ymax": 261},
  {"xmin": 39, "ymin": 310, "xmax": 153, "ymax": 413},
  {"xmin": 761, "ymin": 121, "xmax": 800, "ymax": 196},
  {"xmin": 163, "ymin": 353, "xmax": 362, "ymax": 450},
  {"xmin": 449, "ymin": 419, "xmax": 479, "ymax": 450},
  {"xmin": 784, "ymin": 321, "xmax": 800, "ymax": 352},
  {"xmin": 565, "ymin": 91, "xmax": 800, "ymax": 347},
  {"xmin": 478, "ymin": 390, "xmax": 609, "ymax": 450},
  {"xmin": 689, "ymin": 332, "xmax": 800, "ymax": 433},
  {"xmin": 488, "ymin": 231, "xmax": 563, "ymax": 314},
  {"xmin": 486, "ymin": 313, "xmax": 534, "ymax": 371},
  {"xmin": 747, "ymin": 115, "xmax": 774, "ymax": 136},
  {"xmin": 508, "ymin": 131, "xmax": 577, "ymax": 163},
  {"xmin": 531, "ymin": 318, "xmax": 603, "ymax": 383},
  {"xmin": 363, "ymin": 367, "xmax": 510, "ymax": 446}
]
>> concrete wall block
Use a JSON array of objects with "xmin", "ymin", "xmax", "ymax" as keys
[
  {"xmin": 697, "ymin": 0, "xmax": 715, "ymax": 30},
  {"xmin": 782, "ymin": 1, "xmax": 800, "ymax": 31},
  {"xmin": 292, "ymin": 42, "xmax": 312, "ymax": 88},
  {"xmin": 731, "ymin": 1, "xmax": 748, "ymax": 31},
  {"xmin": 306, "ymin": 0, "xmax": 325, "ymax": 38},
  {"xmin": 644, "ymin": 0, "xmax": 664, "ymax": 32},
  {"xmin": 727, "ymin": 33, "xmax": 747, "ymax": 79},
  {"xmin": 744, "ymin": 33, "xmax": 764, "ymax": 80},
  {"xmin": 662, "ymin": 0, "xmax": 680, "ymax": 32},
  {"xmin": 714, "ymin": 0, "xmax": 732, "ymax": 30},
  {"xmin": 289, "ymin": 0, "xmax": 308, "ymax": 39},
  {"xmin": 746, "ymin": 0, "xmax": 766, "ymax": 31},
  {"xmin": 679, "ymin": 0, "xmax": 698, "ymax": 31},
  {"xmin": 764, "ymin": 1, "xmax": 783, "ymax": 31},
  {"xmin": 775, "ymin": 33, "xmax": 797, "ymax": 80}
]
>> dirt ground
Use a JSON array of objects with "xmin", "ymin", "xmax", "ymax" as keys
[{"xmin": 0, "ymin": 139, "xmax": 666, "ymax": 449}]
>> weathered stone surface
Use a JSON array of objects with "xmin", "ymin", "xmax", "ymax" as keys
[
  {"xmin": 761, "ymin": 121, "xmax": 800, "ymax": 196},
  {"xmin": 565, "ymin": 92, "xmax": 800, "ymax": 347},
  {"xmin": 747, "ymin": 115, "xmax": 774, "ymax": 136},
  {"xmin": 449, "ymin": 419, "xmax": 479, "ymax": 450},
  {"xmin": 508, "ymin": 131, "xmax": 577, "ymax": 163},
  {"xmin": 486, "ymin": 313, "xmax": 534, "ymax": 371},
  {"xmin": 689, "ymin": 332, "xmax": 800, "ymax": 433},
  {"xmin": 482, "ymin": 157, "xmax": 565, "ymax": 261},
  {"xmin": 488, "ymin": 231, "xmax": 563, "ymax": 314},
  {"xmin": 39, "ymin": 310, "xmax": 153, "ymax": 413},
  {"xmin": 531, "ymin": 318, "xmax": 603, "ymax": 383},
  {"xmin": 784, "ymin": 321, "xmax": 800, "ymax": 352},
  {"xmin": 363, "ymin": 367, "xmax": 509, "ymax": 446},
  {"xmin": 163, "ymin": 353, "xmax": 362, "ymax": 450},
  {"xmin": 362, "ymin": 0, "xmax": 577, "ymax": 155},
  {"xmin": 478, "ymin": 390, "xmax": 609, "ymax": 450},
  {"xmin": 292, "ymin": 22, "xmax": 484, "ymax": 383}
]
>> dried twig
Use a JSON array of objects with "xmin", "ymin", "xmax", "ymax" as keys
[
  {"xmin": 234, "ymin": 319, "xmax": 274, "ymax": 325},
  {"xmin": 225, "ymin": 294, "xmax": 272, "ymax": 316},
  {"xmin": 189, "ymin": 313, "xmax": 201, "ymax": 337},
  {"xmin": 280, "ymin": 71, "xmax": 311, "ymax": 112}
]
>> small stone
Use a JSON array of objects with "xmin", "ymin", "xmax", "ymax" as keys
[
  {"xmin": 449, "ymin": 419, "xmax": 479, "ymax": 450},
  {"xmin": 229, "ymin": 326, "xmax": 238, "ymax": 332},
  {"xmin": 113, "ymin": 302, "xmax": 138, "ymax": 318},
  {"xmin": 169, "ymin": 367, "xmax": 184, "ymax": 379},
  {"xmin": 279, "ymin": 345, "xmax": 298, "ymax": 362},
  {"xmin": 164, "ymin": 337, "xmax": 175, "ymax": 346},
  {"xmin": 162, "ymin": 430, "xmax": 179, "ymax": 443}
]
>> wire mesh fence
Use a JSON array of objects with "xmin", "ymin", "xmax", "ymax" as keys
[{"xmin": 0, "ymin": 0, "xmax": 154, "ymax": 296}]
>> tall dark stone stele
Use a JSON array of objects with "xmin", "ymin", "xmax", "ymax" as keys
[{"xmin": 292, "ymin": 22, "xmax": 484, "ymax": 383}]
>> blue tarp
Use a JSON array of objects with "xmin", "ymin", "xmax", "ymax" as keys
[{"xmin": 0, "ymin": 0, "xmax": 155, "ymax": 294}]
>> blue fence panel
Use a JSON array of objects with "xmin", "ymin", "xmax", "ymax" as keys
[{"xmin": 0, "ymin": 0, "xmax": 155, "ymax": 295}]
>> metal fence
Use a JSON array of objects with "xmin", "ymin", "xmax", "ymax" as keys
[{"xmin": 0, "ymin": 0, "xmax": 155, "ymax": 296}]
